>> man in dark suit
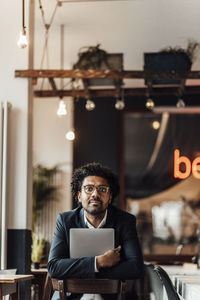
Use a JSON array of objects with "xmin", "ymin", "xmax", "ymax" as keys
[{"xmin": 48, "ymin": 162, "xmax": 143, "ymax": 299}]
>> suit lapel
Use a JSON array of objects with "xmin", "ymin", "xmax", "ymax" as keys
[
  {"xmin": 103, "ymin": 205, "xmax": 115, "ymax": 228},
  {"xmin": 79, "ymin": 207, "xmax": 88, "ymax": 228}
]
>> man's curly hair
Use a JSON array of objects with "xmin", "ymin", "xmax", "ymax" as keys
[{"xmin": 71, "ymin": 162, "xmax": 120, "ymax": 203}]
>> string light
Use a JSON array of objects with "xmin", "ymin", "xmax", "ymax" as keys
[
  {"xmin": 57, "ymin": 99, "xmax": 67, "ymax": 116},
  {"xmin": 72, "ymin": 78, "xmax": 81, "ymax": 90},
  {"xmin": 18, "ymin": 28, "xmax": 28, "ymax": 49},
  {"xmin": 145, "ymin": 98, "xmax": 155, "ymax": 110},
  {"xmin": 115, "ymin": 88, "xmax": 125, "ymax": 110},
  {"xmin": 18, "ymin": 0, "xmax": 28, "ymax": 49},
  {"xmin": 65, "ymin": 129, "xmax": 75, "ymax": 141},
  {"xmin": 115, "ymin": 99, "xmax": 125, "ymax": 110},
  {"xmin": 65, "ymin": 98, "xmax": 75, "ymax": 141},
  {"xmin": 85, "ymin": 99, "xmax": 95, "ymax": 111},
  {"xmin": 176, "ymin": 98, "xmax": 185, "ymax": 108},
  {"xmin": 152, "ymin": 120, "xmax": 160, "ymax": 130}
]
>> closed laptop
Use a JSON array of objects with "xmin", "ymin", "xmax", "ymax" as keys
[{"xmin": 69, "ymin": 228, "xmax": 115, "ymax": 258}]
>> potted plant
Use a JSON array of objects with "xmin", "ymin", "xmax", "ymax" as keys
[
  {"xmin": 31, "ymin": 233, "xmax": 45, "ymax": 269},
  {"xmin": 32, "ymin": 164, "xmax": 59, "ymax": 267},
  {"xmin": 73, "ymin": 44, "xmax": 123, "ymax": 87},
  {"xmin": 144, "ymin": 39, "xmax": 200, "ymax": 85},
  {"xmin": 32, "ymin": 164, "xmax": 59, "ymax": 231}
]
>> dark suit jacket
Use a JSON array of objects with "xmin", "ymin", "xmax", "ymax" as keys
[{"xmin": 48, "ymin": 205, "xmax": 143, "ymax": 280}]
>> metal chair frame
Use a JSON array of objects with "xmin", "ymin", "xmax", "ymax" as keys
[{"xmin": 154, "ymin": 265, "xmax": 180, "ymax": 300}]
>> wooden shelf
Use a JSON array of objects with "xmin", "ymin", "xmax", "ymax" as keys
[
  {"xmin": 33, "ymin": 86, "xmax": 200, "ymax": 98},
  {"xmin": 15, "ymin": 69, "xmax": 200, "ymax": 98},
  {"xmin": 15, "ymin": 69, "xmax": 200, "ymax": 79}
]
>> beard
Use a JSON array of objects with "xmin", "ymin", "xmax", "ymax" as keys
[
  {"xmin": 85, "ymin": 208, "xmax": 105, "ymax": 216},
  {"xmin": 85, "ymin": 197, "xmax": 106, "ymax": 216}
]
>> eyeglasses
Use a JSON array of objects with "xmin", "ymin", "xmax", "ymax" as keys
[{"xmin": 82, "ymin": 185, "xmax": 110, "ymax": 195}]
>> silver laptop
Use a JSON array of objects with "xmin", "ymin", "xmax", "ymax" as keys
[{"xmin": 69, "ymin": 228, "xmax": 115, "ymax": 258}]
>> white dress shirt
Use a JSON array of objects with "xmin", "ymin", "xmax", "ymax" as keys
[{"xmin": 80, "ymin": 210, "xmax": 108, "ymax": 300}]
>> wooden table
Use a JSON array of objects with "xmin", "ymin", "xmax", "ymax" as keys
[
  {"xmin": 144, "ymin": 254, "xmax": 194, "ymax": 265},
  {"xmin": 31, "ymin": 268, "xmax": 48, "ymax": 297},
  {"xmin": 0, "ymin": 274, "xmax": 33, "ymax": 299}
]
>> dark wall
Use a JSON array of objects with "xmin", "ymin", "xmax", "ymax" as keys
[
  {"xmin": 73, "ymin": 93, "xmax": 200, "ymax": 206},
  {"xmin": 73, "ymin": 95, "xmax": 157, "ymax": 171},
  {"xmin": 74, "ymin": 97, "xmax": 120, "ymax": 173},
  {"xmin": 73, "ymin": 96, "xmax": 147, "ymax": 208},
  {"xmin": 74, "ymin": 93, "xmax": 200, "ymax": 169}
]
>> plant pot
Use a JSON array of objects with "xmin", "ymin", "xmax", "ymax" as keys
[
  {"xmin": 32, "ymin": 262, "xmax": 40, "ymax": 269},
  {"xmin": 144, "ymin": 52, "xmax": 192, "ymax": 85},
  {"xmin": 86, "ymin": 53, "xmax": 124, "ymax": 87}
]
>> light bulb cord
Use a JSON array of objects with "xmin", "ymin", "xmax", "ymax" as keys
[{"xmin": 22, "ymin": 0, "xmax": 25, "ymax": 29}]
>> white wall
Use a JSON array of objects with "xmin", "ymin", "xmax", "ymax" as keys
[
  {"xmin": 33, "ymin": 98, "xmax": 73, "ymax": 212},
  {"xmin": 0, "ymin": 0, "xmax": 33, "ymax": 230}
]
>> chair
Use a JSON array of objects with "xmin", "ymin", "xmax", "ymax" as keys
[
  {"xmin": 144, "ymin": 263, "xmax": 164, "ymax": 300},
  {"xmin": 42, "ymin": 273, "xmax": 53, "ymax": 300},
  {"xmin": 154, "ymin": 266, "xmax": 180, "ymax": 300},
  {"xmin": 51, "ymin": 278, "xmax": 126, "ymax": 300}
]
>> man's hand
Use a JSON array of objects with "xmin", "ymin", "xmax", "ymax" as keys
[{"xmin": 96, "ymin": 246, "xmax": 121, "ymax": 269}]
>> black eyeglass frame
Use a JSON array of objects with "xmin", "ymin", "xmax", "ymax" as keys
[{"xmin": 82, "ymin": 185, "xmax": 110, "ymax": 195}]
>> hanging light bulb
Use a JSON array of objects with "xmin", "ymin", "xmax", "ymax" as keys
[
  {"xmin": 115, "ymin": 99, "xmax": 125, "ymax": 110},
  {"xmin": 18, "ymin": 0, "xmax": 28, "ymax": 49},
  {"xmin": 73, "ymin": 78, "xmax": 80, "ymax": 90},
  {"xmin": 65, "ymin": 129, "xmax": 75, "ymax": 141},
  {"xmin": 85, "ymin": 99, "xmax": 95, "ymax": 111},
  {"xmin": 176, "ymin": 98, "xmax": 185, "ymax": 108},
  {"xmin": 65, "ymin": 99, "xmax": 75, "ymax": 141},
  {"xmin": 17, "ymin": 28, "xmax": 28, "ymax": 49},
  {"xmin": 152, "ymin": 120, "xmax": 160, "ymax": 130},
  {"xmin": 145, "ymin": 98, "xmax": 155, "ymax": 110},
  {"xmin": 57, "ymin": 99, "xmax": 67, "ymax": 116}
]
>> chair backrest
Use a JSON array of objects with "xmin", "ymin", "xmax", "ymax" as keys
[
  {"xmin": 154, "ymin": 266, "xmax": 180, "ymax": 300},
  {"xmin": 144, "ymin": 263, "xmax": 163, "ymax": 300},
  {"xmin": 51, "ymin": 278, "xmax": 126, "ymax": 300},
  {"xmin": 42, "ymin": 273, "xmax": 53, "ymax": 300}
]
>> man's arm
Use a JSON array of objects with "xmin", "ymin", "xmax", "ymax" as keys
[
  {"xmin": 97, "ymin": 215, "xmax": 144, "ymax": 280},
  {"xmin": 96, "ymin": 245, "xmax": 121, "ymax": 269},
  {"xmin": 48, "ymin": 212, "xmax": 143, "ymax": 280},
  {"xmin": 47, "ymin": 214, "xmax": 96, "ymax": 279}
]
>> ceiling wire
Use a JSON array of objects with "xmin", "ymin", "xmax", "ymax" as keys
[
  {"xmin": 39, "ymin": 32, "xmax": 49, "ymax": 90},
  {"xmin": 38, "ymin": 0, "xmax": 60, "ymax": 89},
  {"xmin": 60, "ymin": 0, "xmax": 125, "ymax": 2},
  {"xmin": 38, "ymin": 0, "xmax": 46, "ymax": 28},
  {"xmin": 49, "ymin": 3, "xmax": 59, "ymax": 27}
]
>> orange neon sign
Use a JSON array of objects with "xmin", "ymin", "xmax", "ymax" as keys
[{"xmin": 174, "ymin": 149, "xmax": 200, "ymax": 179}]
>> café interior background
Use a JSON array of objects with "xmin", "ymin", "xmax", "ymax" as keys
[{"xmin": 1, "ymin": 0, "xmax": 200, "ymax": 267}]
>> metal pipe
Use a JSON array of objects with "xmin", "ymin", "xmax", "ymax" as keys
[{"xmin": 1, "ymin": 102, "xmax": 9, "ymax": 269}]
